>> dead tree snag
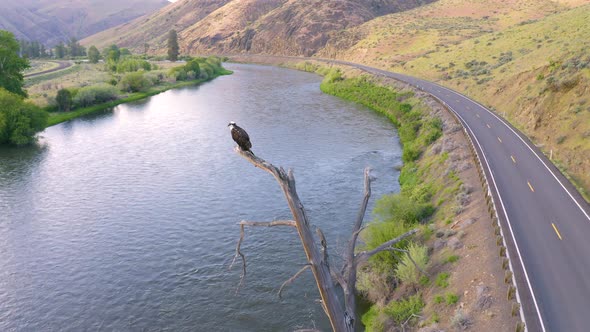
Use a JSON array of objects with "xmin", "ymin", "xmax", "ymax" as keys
[{"xmin": 231, "ymin": 147, "xmax": 418, "ymax": 331}]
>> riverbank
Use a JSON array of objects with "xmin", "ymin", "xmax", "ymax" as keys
[
  {"xmin": 45, "ymin": 70, "xmax": 231, "ymax": 127},
  {"xmin": 232, "ymin": 56, "xmax": 519, "ymax": 331}
]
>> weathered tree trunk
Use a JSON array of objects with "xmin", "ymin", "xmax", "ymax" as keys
[{"xmin": 232, "ymin": 148, "xmax": 418, "ymax": 331}]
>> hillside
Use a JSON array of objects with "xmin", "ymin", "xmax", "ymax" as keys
[
  {"xmin": 82, "ymin": 0, "xmax": 435, "ymax": 56},
  {"xmin": 0, "ymin": 0, "xmax": 169, "ymax": 46},
  {"xmin": 320, "ymin": 0, "xmax": 590, "ymax": 196},
  {"xmin": 82, "ymin": 0, "xmax": 590, "ymax": 195}
]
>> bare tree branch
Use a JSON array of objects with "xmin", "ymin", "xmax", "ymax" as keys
[
  {"xmin": 315, "ymin": 227, "xmax": 329, "ymax": 264},
  {"xmin": 229, "ymin": 223, "xmax": 247, "ymax": 293},
  {"xmin": 229, "ymin": 220, "xmax": 296, "ymax": 292},
  {"xmin": 347, "ymin": 168, "xmax": 372, "ymax": 261},
  {"xmin": 235, "ymin": 147, "xmax": 350, "ymax": 332},
  {"xmin": 355, "ymin": 229, "xmax": 419, "ymax": 267},
  {"xmin": 278, "ymin": 264, "xmax": 311, "ymax": 299},
  {"xmin": 233, "ymin": 147, "xmax": 418, "ymax": 332}
]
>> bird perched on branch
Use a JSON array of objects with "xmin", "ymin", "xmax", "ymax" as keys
[{"xmin": 228, "ymin": 121, "xmax": 253, "ymax": 153}]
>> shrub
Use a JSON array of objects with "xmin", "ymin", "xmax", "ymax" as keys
[
  {"xmin": 445, "ymin": 254, "xmax": 460, "ymax": 263},
  {"xmin": 446, "ymin": 293, "xmax": 459, "ymax": 305},
  {"xmin": 356, "ymin": 268, "xmax": 394, "ymax": 304},
  {"xmin": 435, "ymin": 272, "xmax": 450, "ymax": 288},
  {"xmin": 169, "ymin": 67, "xmax": 188, "ymax": 81},
  {"xmin": 451, "ymin": 309, "xmax": 473, "ymax": 330},
  {"xmin": 374, "ymin": 193, "xmax": 434, "ymax": 226},
  {"xmin": 73, "ymin": 84, "xmax": 119, "ymax": 107},
  {"xmin": 384, "ymin": 294, "xmax": 425, "ymax": 325},
  {"xmin": 55, "ymin": 89, "xmax": 73, "ymax": 112},
  {"xmin": 118, "ymin": 72, "xmax": 151, "ymax": 92},
  {"xmin": 0, "ymin": 88, "xmax": 48, "ymax": 145},
  {"xmin": 395, "ymin": 242, "xmax": 429, "ymax": 285},
  {"xmin": 402, "ymin": 144, "xmax": 421, "ymax": 162},
  {"xmin": 185, "ymin": 59, "xmax": 201, "ymax": 78},
  {"xmin": 114, "ymin": 58, "xmax": 151, "ymax": 73},
  {"xmin": 199, "ymin": 63, "xmax": 214, "ymax": 79},
  {"xmin": 361, "ymin": 305, "xmax": 386, "ymax": 332},
  {"xmin": 434, "ymin": 295, "xmax": 444, "ymax": 304},
  {"xmin": 363, "ymin": 220, "xmax": 411, "ymax": 272},
  {"xmin": 324, "ymin": 68, "xmax": 343, "ymax": 83}
]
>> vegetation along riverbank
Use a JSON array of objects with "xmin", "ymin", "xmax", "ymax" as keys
[
  {"xmin": 1, "ymin": 28, "xmax": 230, "ymax": 146},
  {"xmin": 29, "ymin": 55, "xmax": 231, "ymax": 128},
  {"xmin": 283, "ymin": 60, "xmax": 521, "ymax": 331}
]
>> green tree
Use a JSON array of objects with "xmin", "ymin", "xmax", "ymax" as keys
[
  {"xmin": 0, "ymin": 88, "xmax": 48, "ymax": 145},
  {"xmin": 55, "ymin": 42, "xmax": 66, "ymax": 59},
  {"xmin": 118, "ymin": 72, "xmax": 151, "ymax": 92},
  {"xmin": 88, "ymin": 46, "xmax": 100, "ymax": 63},
  {"xmin": 105, "ymin": 45, "xmax": 121, "ymax": 62},
  {"xmin": 0, "ymin": 30, "xmax": 30, "ymax": 97},
  {"xmin": 55, "ymin": 89, "xmax": 73, "ymax": 111},
  {"xmin": 185, "ymin": 59, "xmax": 201, "ymax": 78},
  {"xmin": 167, "ymin": 30, "xmax": 179, "ymax": 62}
]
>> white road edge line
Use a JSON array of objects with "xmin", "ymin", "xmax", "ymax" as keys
[
  {"xmin": 447, "ymin": 103, "xmax": 547, "ymax": 332},
  {"xmin": 333, "ymin": 63, "xmax": 546, "ymax": 330},
  {"xmin": 435, "ymin": 84, "xmax": 590, "ymax": 222}
]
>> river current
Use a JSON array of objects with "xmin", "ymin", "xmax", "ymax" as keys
[{"xmin": 0, "ymin": 63, "xmax": 402, "ymax": 331}]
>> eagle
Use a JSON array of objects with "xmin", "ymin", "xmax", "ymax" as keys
[{"xmin": 228, "ymin": 121, "xmax": 253, "ymax": 152}]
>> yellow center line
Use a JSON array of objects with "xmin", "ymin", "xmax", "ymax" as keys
[
  {"xmin": 498, "ymin": 137, "xmax": 502, "ymax": 143},
  {"xmin": 486, "ymin": 124, "xmax": 491, "ymax": 129},
  {"xmin": 528, "ymin": 181, "xmax": 535, "ymax": 192},
  {"xmin": 552, "ymin": 223, "xmax": 563, "ymax": 240},
  {"xmin": 511, "ymin": 155, "xmax": 516, "ymax": 163}
]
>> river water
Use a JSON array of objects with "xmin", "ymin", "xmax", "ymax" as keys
[{"xmin": 0, "ymin": 64, "xmax": 401, "ymax": 331}]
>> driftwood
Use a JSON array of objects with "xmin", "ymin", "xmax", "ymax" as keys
[{"xmin": 231, "ymin": 147, "xmax": 418, "ymax": 331}]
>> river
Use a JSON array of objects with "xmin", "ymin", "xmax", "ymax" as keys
[{"xmin": 0, "ymin": 63, "xmax": 402, "ymax": 331}]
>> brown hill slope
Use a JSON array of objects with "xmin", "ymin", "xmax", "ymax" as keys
[
  {"xmin": 0, "ymin": 0, "xmax": 169, "ymax": 46},
  {"xmin": 319, "ymin": 0, "xmax": 590, "ymax": 197},
  {"xmin": 82, "ymin": 0, "xmax": 232, "ymax": 52},
  {"xmin": 82, "ymin": 0, "xmax": 435, "ymax": 55}
]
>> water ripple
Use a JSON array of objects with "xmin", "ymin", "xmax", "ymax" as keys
[{"xmin": 0, "ymin": 63, "xmax": 401, "ymax": 331}]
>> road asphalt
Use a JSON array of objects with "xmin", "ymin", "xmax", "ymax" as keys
[{"xmin": 339, "ymin": 62, "xmax": 590, "ymax": 332}]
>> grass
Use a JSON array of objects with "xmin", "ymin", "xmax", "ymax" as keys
[
  {"xmin": 25, "ymin": 64, "xmax": 82, "ymax": 87},
  {"xmin": 302, "ymin": 64, "xmax": 477, "ymax": 330},
  {"xmin": 434, "ymin": 295, "xmax": 444, "ymax": 304},
  {"xmin": 395, "ymin": 242, "xmax": 429, "ymax": 285},
  {"xmin": 445, "ymin": 293, "xmax": 459, "ymax": 305},
  {"xmin": 435, "ymin": 272, "xmax": 450, "ymax": 288},
  {"xmin": 45, "ymin": 70, "xmax": 231, "ymax": 127},
  {"xmin": 445, "ymin": 254, "xmax": 460, "ymax": 263},
  {"xmin": 384, "ymin": 294, "xmax": 425, "ymax": 325}
]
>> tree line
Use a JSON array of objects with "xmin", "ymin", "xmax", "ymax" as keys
[
  {"xmin": 0, "ymin": 28, "xmax": 192, "ymax": 146},
  {"xmin": 19, "ymin": 37, "xmax": 86, "ymax": 59}
]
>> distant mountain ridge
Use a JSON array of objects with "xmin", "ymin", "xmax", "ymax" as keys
[
  {"xmin": 0, "ymin": 0, "xmax": 169, "ymax": 46},
  {"xmin": 82, "ymin": 0, "xmax": 436, "ymax": 56}
]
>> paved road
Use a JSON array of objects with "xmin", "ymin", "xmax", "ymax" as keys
[
  {"xmin": 335, "ymin": 61, "xmax": 590, "ymax": 332},
  {"xmin": 24, "ymin": 60, "xmax": 72, "ymax": 78},
  {"xmin": 233, "ymin": 54, "xmax": 590, "ymax": 330}
]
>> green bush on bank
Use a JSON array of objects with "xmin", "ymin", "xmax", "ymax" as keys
[
  {"xmin": 319, "ymin": 71, "xmax": 447, "ymax": 330},
  {"xmin": 0, "ymin": 88, "xmax": 47, "ymax": 145},
  {"xmin": 118, "ymin": 72, "xmax": 152, "ymax": 93},
  {"xmin": 74, "ymin": 84, "xmax": 119, "ymax": 107},
  {"xmin": 116, "ymin": 58, "xmax": 152, "ymax": 73},
  {"xmin": 395, "ymin": 242, "xmax": 429, "ymax": 285}
]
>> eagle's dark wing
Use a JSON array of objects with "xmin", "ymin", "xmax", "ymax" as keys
[{"xmin": 232, "ymin": 125, "xmax": 252, "ymax": 151}]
